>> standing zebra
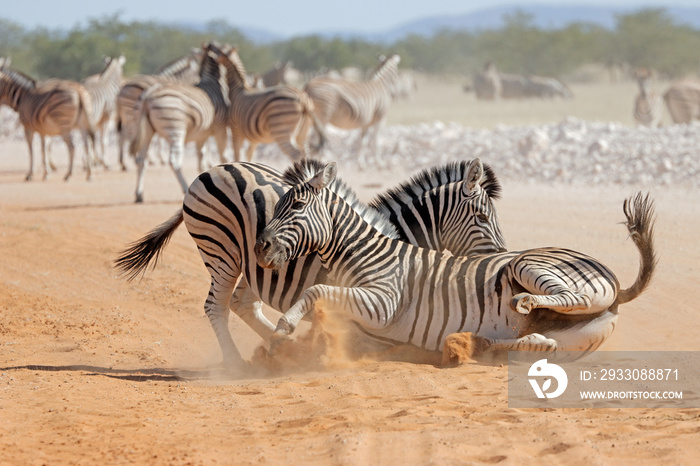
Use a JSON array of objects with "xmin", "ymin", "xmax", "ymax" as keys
[
  {"xmin": 261, "ymin": 60, "xmax": 292, "ymax": 88},
  {"xmin": 116, "ymin": 49, "xmax": 202, "ymax": 171},
  {"xmin": 303, "ymin": 54, "xmax": 401, "ymax": 169},
  {"xmin": 255, "ymin": 162, "xmax": 657, "ymax": 360},
  {"xmin": 208, "ymin": 43, "xmax": 324, "ymax": 162},
  {"xmin": 128, "ymin": 43, "xmax": 229, "ymax": 203},
  {"xmin": 0, "ymin": 63, "xmax": 96, "ymax": 181},
  {"xmin": 633, "ymin": 67, "xmax": 663, "ymax": 128},
  {"xmin": 115, "ymin": 158, "xmax": 507, "ymax": 368},
  {"xmin": 83, "ymin": 55, "xmax": 126, "ymax": 166},
  {"xmin": 663, "ymin": 78, "xmax": 700, "ymax": 124},
  {"xmin": 472, "ymin": 62, "xmax": 502, "ymax": 100}
]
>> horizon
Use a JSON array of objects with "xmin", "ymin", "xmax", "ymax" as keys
[{"xmin": 2, "ymin": 1, "xmax": 696, "ymax": 37}]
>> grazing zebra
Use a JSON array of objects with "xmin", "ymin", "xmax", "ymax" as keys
[
  {"xmin": 83, "ymin": 55, "xmax": 126, "ymax": 166},
  {"xmin": 633, "ymin": 68, "xmax": 663, "ymax": 128},
  {"xmin": 116, "ymin": 49, "xmax": 202, "ymax": 171},
  {"xmin": 128, "ymin": 43, "xmax": 229, "ymax": 203},
  {"xmin": 207, "ymin": 43, "xmax": 324, "ymax": 162},
  {"xmin": 663, "ymin": 78, "xmax": 700, "ymax": 124},
  {"xmin": 115, "ymin": 158, "xmax": 506, "ymax": 368},
  {"xmin": 255, "ymin": 162, "xmax": 657, "ymax": 360},
  {"xmin": 0, "ymin": 63, "xmax": 96, "ymax": 181},
  {"xmin": 303, "ymin": 54, "xmax": 401, "ymax": 168}
]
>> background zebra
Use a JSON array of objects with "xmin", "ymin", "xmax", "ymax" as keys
[
  {"xmin": 303, "ymin": 54, "xmax": 401, "ymax": 168},
  {"xmin": 128, "ymin": 43, "xmax": 229, "ymax": 203},
  {"xmin": 663, "ymin": 78, "xmax": 700, "ymax": 124},
  {"xmin": 115, "ymin": 158, "xmax": 506, "ymax": 368},
  {"xmin": 632, "ymin": 67, "xmax": 663, "ymax": 128},
  {"xmin": 116, "ymin": 49, "xmax": 202, "ymax": 171},
  {"xmin": 0, "ymin": 61, "xmax": 96, "ymax": 181},
  {"xmin": 255, "ymin": 162, "xmax": 656, "ymax": 362},
  {"xmin": 472, "ymin": 62, "xmax": 502, "ymax": 100},
  {"xmin": 208, "ymin": 43, "xmax": 324, "ymax": 162},
  {"xmin": 82, "ymin": 55, "xmax": 126, "ymax": 166}
]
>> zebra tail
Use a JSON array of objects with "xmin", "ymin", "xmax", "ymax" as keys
[
  {"xmin": 114, "ymin": 210, "xmax": 184, "ymax": 281},
  {"xmin": 128, "ymin": 84, "xmax": 159, "ymax": 157},
  {"xmin": 612, "ymin": 192, "xmax": 658, "ymax": 307},
  {"xmin": 306, "ymin": 105, "xmax": 327, "ymax": 155}
]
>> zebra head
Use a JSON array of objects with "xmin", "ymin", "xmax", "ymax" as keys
[
  {"xmin": 255, "ymin": 163, "xmax": 338, "ymax": 269},
  {"xmin": 439, "ymin": 158, "xmax": 507, "ymax": 255}
]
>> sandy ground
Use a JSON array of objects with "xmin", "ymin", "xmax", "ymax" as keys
[{"xmin": 1, "ymin": 138, "xmax": 699, "ymax": 465}]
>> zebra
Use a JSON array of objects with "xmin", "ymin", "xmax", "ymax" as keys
[
  {"xmin": 472, "ymin": 62, "xmax": 502, "ymax": 101},
  {"xmin": 116, "ymin": 49, "xmax": 202, "ymax": 171},
  {"xmin": 632, "ymin": 68, "xmax": 663, "ymax": 128},
  {"xmin": 663, "ymin": 78, "xmax": 700, "ymax": 125},
  {"xmin": 303, "ymin": 54, "xmax": 401, "ymax": 169},
  {"xmin": 207, "ymin": 43, "xmax": 325, "ymax": 163},
  {"xmin": 261, "ymin": 60, "xmax": 292, "ymax": 88},
  {"xmin": 115, "ymin": 158, "xmax": 506, "ymax": 368},
  {"xmin": 83, "ymin": 55, "xmax": 126, "ymax": 166},
  {"xmin": 254, "ymin": 162, "xmax": 657, "ymax": 361},
  {"xmin": 0, "ymin": 63, "xmax": 96, "ymax": 181},
  {"xmin": 128, "ymin": 43, "xmax": 229, "ymax": 203}
]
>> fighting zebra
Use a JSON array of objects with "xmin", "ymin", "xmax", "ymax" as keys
[
  {"xmin": 128, "ymin": 43, "xmax": 229, "ymax": 203},
  {"xmin": 0, "ymin": 62, "xmax": 96, "ymax": 181},
  {"xmin": 663, "ymin": 78, "xmax": 700, "ymax": 124},
  {"xmin": 83, "ymin": 55, "xmax": 126, "ymax": 166},
  {"xmin": 303, "ymin": 54, "xmax": 401, "ymax": 169},
  {"xmin": 255, "ymin": 162, "xmax": 657, "ymax": 361},
  {"xmin": 115, "ymin": 158, "xmax": 506, "ymax": 368},
  {"xmin": 633, "ymin": 67, "xmax": 663, "ymax": 128},
  {"xmin": 207, "ymin": 43, "xmax": 324, "ymax": 162},
  {"xmin": 116, "ymin": 49, "xmax": 202, "ymax": 171}
]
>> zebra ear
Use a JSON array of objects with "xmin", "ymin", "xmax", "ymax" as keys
[
  {"xmin": 309, "ymin": 162, "xmax": 337, "ymax": 191},
  {"xmin": 466, "ymin": 158, "xmax": 484, "ymax": 191}
]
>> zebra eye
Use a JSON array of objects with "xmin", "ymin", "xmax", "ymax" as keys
[
  {"xmin": 476, "ymin": 213, "xmax": 489, "ymax": 222},
  {"xmin": 291, "ymin": 201, "xmax": 305, "ymax": 211}
]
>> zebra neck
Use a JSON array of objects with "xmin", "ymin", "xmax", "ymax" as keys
[
  {"xmin": 318, "ymin": 192, "xmax": 390, "ymax": 268},
  {"xmin": 1, "ymin": 79, "xmax": 28, "ymax": 111}
]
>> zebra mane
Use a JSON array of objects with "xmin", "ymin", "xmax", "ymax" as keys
[
  {"xmin": 156, "ymin": 52, "xmax": 198, "ymax": 77},
  {"xmin": 370, "ymin": 54, "xmax": 400, "ymax": 81},
  {"xmin": 0, "ymin": 66, "xmax": 36, "ymax": 89},
  {"xmin": 282, "ymin": 160, "xmax": 400, "ymax": 239},
  {"xmin": 369, "ymin": 160, "xmax": 502, "ymax": 212},
  {"xmin": 223, "ymin": 49, "xmax": 250, "ymax": 89}
]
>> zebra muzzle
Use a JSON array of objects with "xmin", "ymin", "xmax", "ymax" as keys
[{"xmin": 255, "ymin": 234, "xmax": 289, "ymax": 269}]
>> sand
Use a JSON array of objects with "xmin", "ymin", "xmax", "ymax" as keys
[{"xmin": 1, "ymin": 130, "xmax": 699, "ymax": 465}]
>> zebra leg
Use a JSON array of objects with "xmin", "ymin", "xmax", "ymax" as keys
[
  {"xmin": 39, "ymin": 135, "xmax": 49, "ymax": 181},
  {"xmin": 512, "ymin": 288, "xmax": 593, "ymax": 316},
  {"xmin": 134, "ymin": 146, "xmax": 151, "ymax": 203},
  {"xmin": 168, "ymin": 139, "xmax": 189, "ymax": 193},
  {"xmin": 270, "ymin": 285, "xmax": 395, "ymax": 355},
  {"xmin": 204, "ymin": 275, "xmax": 247, "ymax": 369},
  {"xmin": 63, "ymin": 133, "xmax": 77, "ymax": 182},
  {"xmin": 231, "ymin": 136, "xmax": 243, "ymax": 162},
  {"xmin": 229, "ymin": 280, "xmax": 276, "ymax": 340},
  {"xmin": 245, "ymin": 141, "xmax": 258, "ymax": 162},
  {"xmin": 80, "ymin": 130, "xmax": 94, "ymax": 181},
  {"xmin": 355, "ymin": 127, "xmax": 370, "ymax": 170},
  {"xmin": 117, "ymin": 120, "xmax": 128, "ymax": 171},
  {"xmin": 213, "ymin": 129, "xmax": 229, "ymax": 165},
  {"xmin": 540, "ymin": 310, "xmax": 618, "ymax": 354},
  {"xmin": 478, "ymin": 333, "xmax": 558, "ymax": 353},
  {"xmin": 195, "ymin": 140, "xmax": 208, "ymax": 173},
  {"xmin": 23, "ymin": 127, "xmax": 35, "ymax": 181}
]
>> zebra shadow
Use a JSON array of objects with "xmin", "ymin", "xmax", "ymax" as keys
[
  {"xmin": 0, "ymin": 364, "xmax": 231, "ymax": 382},
  {"xmin": 23, "ymin": 199, "xmax": 181, "ymax": 212}
]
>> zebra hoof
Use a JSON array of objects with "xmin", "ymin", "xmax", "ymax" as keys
[
  {"xmin": 512, "ymin": 293, "xmax": 536, "ymax": 315},
  {"xmin": 134, "ymin": 195, "xmax": 144, "ymax": 204},
  {"xmin": 268, "ymin": 330, "xmax": 292, "ymax": 357}
]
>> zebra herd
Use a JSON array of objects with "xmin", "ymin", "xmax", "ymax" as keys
[
  {"xmin": 116, "ymin": 157, "xmax": 657, "ymax": 370},
  {"xmin": 0, "ymin": 41, "xmax": 406, "ymax": 202}
]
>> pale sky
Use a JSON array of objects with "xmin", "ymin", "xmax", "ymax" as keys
[{"xmin": 3, "ymin": 1, "xmax": 696, "ymax": 36}]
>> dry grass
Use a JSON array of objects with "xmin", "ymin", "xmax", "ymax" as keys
[{"xmin": 385, "ymin": 75, "xmax": 673, "ymax": 128}]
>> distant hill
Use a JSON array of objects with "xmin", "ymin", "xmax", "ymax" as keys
[{"xmin": 231, "ymin": 4, "xmax": 700, "ymax": 44}]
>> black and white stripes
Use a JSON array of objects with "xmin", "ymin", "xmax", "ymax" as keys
[{"xmin": 255, "ymin": 163, "xmax": 656, "ymax": 359}]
